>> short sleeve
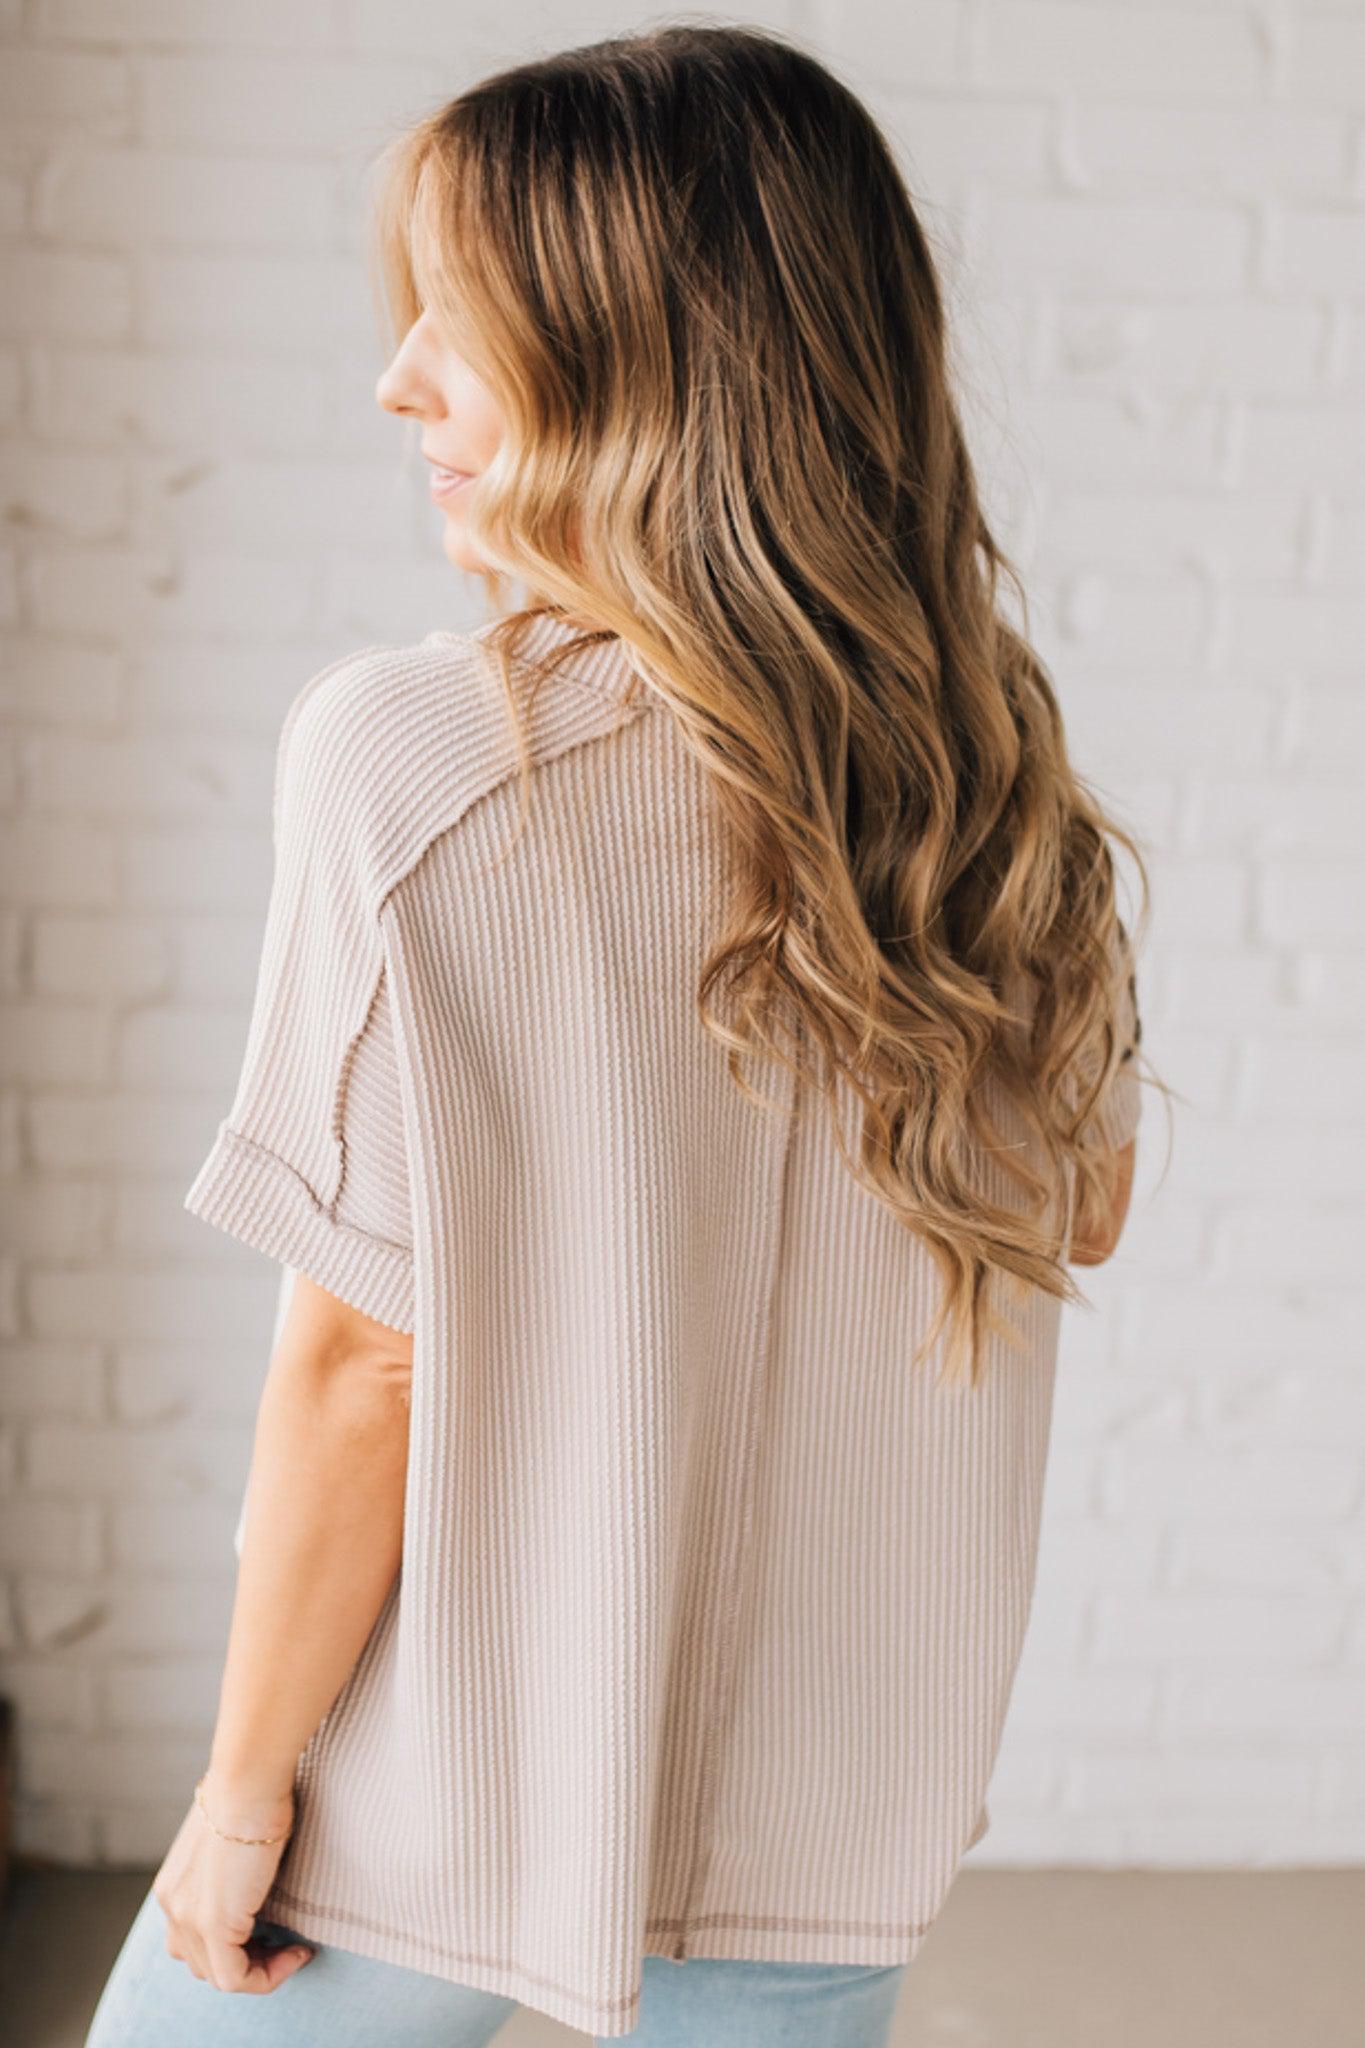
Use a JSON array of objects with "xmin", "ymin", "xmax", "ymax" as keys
[
  {"xmin": 1081, "ymin": 918, "xmax": 1144, "ymax": 1154},
  {"xmin": 182, "ymin": 663, "xmax": 415, "ymax": 1334}
]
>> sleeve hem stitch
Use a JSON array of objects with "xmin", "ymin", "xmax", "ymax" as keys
[{"xmin": 183, "ymin": 1120, "xmax": 414, "ymax": 1334}]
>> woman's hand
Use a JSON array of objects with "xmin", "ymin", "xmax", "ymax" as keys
[
  {"xmin": 149, "ymin": 1271, "xmax": 411, "ymax": 1995},
  {"xmin": 152, "ymin": 1771, "xmax": 315, "ymax": 1993}
]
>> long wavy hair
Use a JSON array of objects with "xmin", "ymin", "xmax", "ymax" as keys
[{"xmin": 368, "ymin": 23, "xmax": 1167, "ymax": 1389}]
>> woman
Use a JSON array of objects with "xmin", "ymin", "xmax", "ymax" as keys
[{"xmin": 84, "ymin": 24, "xmax": 1158, "ymax": 2048}]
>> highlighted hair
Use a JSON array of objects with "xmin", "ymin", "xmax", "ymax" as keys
[{"xmin": 369, "ymin": 23, "xmax": 1169, "ymax": 1387}]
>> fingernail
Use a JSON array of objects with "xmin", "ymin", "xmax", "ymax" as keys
[{"xmin": 293, "ymin": 1946, "xmax": 313, "ymax": 1962}]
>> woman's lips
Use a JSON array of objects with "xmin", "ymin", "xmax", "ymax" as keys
[{"xmin": 429, "ymin": 465, "xmax": 472, "ymax": 500}]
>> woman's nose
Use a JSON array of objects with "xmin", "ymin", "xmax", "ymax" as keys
[{"xmin": 375, "ymin": 361, "xmax": 416, "ymax": 416}]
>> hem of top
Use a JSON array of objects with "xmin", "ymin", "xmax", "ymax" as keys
[
  {"xmin": 183, "ymin": 1120, "xmax": 415, "ymax": 1335},
  {"xmin": 260, "ymin": 1882, "xmax": 938, "ymax": 2039}
]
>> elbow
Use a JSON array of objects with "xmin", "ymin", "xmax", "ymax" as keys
[
  {"xmin": 345, "ymin": 1349, "xmax": 414, "ymax": 1409},
  {"xmin": 276, "ymin": 1269, "xmax": 414, "ymax": 1404},
  {"xmin": 1068, "ymin": 1139, "xmax": 1136, "ymax": 1266},
  {"xmin": 1069, "ymin": 1226, "xmax": 1122, "ymax": 1267}
]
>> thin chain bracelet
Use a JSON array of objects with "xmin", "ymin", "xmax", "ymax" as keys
[{"xmin": 194, "ymin": 1774, "xmax": 293, "ymax": 1846}]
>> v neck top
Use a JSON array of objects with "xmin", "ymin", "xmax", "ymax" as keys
[{"xmin": 182, "ymin": 611, "xmax": 1142, "ymax": 2038}]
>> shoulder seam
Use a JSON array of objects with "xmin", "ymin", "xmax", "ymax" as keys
[{"xmin": 373, "ymin": 675, "xmax": 658, "ymax": 928}]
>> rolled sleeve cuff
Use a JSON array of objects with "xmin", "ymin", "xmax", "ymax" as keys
[{"xmin": 183, "ymin": 1120, "xmax": 415, "ymax": 1334}]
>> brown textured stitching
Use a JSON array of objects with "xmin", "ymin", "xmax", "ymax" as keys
[
  {"xmin": 266, "ymin": 1884, "xmax": 641, "ymax": 2017},
  {"xmin": 266, "ymin": 1880, "xmax": 930, "ymax": 2015},
  {"xmin": 645, "ymin": 1909, "xmax": 938, "ymax": 1940},
  {"xmin": 668, "ymin": 1046, "xmax": 803, "ymax": 1960},
  {"xmin": 325, "ymin": 954, "xmax": 389, "ymax": 1224}
]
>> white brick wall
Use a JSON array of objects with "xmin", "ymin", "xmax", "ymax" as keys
[{"xmin": 1, "ymin": 0, "xmax": 1361, "ymax": 1871}]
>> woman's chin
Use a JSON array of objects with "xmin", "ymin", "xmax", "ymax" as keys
[{"xmin": 440, "ymin": 524, "xmax": 485, "ymax": 576}]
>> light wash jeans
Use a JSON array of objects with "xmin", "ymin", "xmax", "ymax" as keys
[{"xmin": 84, "ymin": 1880, "xmax": 909, "ymax": 2047}]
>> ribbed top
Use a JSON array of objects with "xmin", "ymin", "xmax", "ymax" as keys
[{"xmin": 183, "ymin": 612, "xmax": 1142, "ymax": 2038}]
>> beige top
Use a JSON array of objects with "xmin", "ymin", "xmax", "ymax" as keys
[{"xmin": 183, "ymin": 611, "xmax": 1142, "ymax": 2038}]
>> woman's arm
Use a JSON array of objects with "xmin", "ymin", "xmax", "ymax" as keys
[
  {"xmin": 1068, "ymin": 1137, "xmax": 1137, "ymax": 1266},
  {"xmin": 200, "ymin": 1269, "xmax": 414, "ymax": 1831}
]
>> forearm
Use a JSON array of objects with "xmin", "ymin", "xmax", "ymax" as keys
[{"xmin": 205, "ymin": 1343, "xmax": 410, "ymax": 1813}]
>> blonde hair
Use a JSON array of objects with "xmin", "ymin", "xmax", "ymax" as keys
[{"xmin": 369, "ymin": 22, "xmax": 1168, "ymax": 1388}]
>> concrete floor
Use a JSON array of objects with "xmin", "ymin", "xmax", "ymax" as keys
[{"xmin": 4, "ymin": 1863, "xmax": 1362, "ymax": 2046}]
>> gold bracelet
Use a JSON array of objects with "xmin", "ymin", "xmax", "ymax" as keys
[{"xmin": 194, "ymin": 1774, "xmax": 293, "ymax": 1846}]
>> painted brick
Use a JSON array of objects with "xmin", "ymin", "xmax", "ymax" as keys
[{"xmin": 2, "ymin": 0, "xmax": 1360, "ymax": 1878}]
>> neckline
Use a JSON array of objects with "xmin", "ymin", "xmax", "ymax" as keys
[{"xmin": 427, "ymin": 610, "xmax": 642, "ymax": 704}]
